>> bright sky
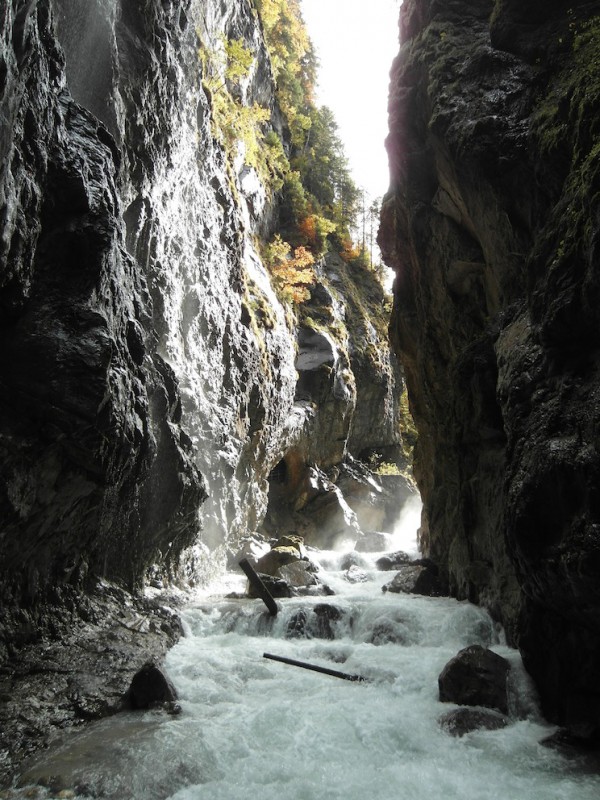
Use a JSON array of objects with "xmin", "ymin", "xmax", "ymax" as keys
[{"xmin": 300, "ymin": 0, "xmax": 402, "ymax": 203}]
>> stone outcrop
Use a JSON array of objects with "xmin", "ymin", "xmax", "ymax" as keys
[
  {"xmin": 261, "ymin": 251, "xmax": 411, "ymax": 550},
  {"xmin": 0, "ymin": 581, "xmax": 183, "ymax": 785},
  {"xmin": 380, "ymin": 0, "xmax": 600, "ymax": 735}
]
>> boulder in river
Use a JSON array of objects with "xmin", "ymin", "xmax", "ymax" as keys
[
  {"xmin": 375, "ymin": 550, "xmax": 412, "ymax": 571},
  {"xmin": 345, "ymin": 565, "xmax": 370, "ymax": 584},
  {"xmin": 125, "ymin": 662, "xmax": 178, "ymax": 710},
  {"xmin": 313, "ymin": 604, "xmax": 345, "ymax": 639},
  {"xmin": 279, "ymin": 560, "xmax": 319, "ymax": 588},
  {"xmin": 382, "ymin": 564, "xmax": 444, "ymax": 596},
  {"xmin": 439, "ymin": 707, "xmax": 509, "ymax": 737},
  {"xmin": 248, "ymin": 574, "xmax": 294, "ymax": 599},
  {"xmin": 355, "ymin": 531, "xmax": 391, "ymax": 552},
  {"xmin": 256, "ymin": 546, "xmax": 303, "ymax": 576},
  {"xmin": 340, "ymin": 551, "xmax": 370, "ymax": 570},
  {"xmin": 438, "ymin": 645, "xmax": 511, "ymax": 714}
]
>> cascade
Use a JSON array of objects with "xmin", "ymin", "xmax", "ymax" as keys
[{"xmin": 13, "ymin": 530, "xmax": 600, "ymax": 799}]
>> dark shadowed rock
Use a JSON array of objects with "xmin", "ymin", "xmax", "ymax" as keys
[
  {"xmin": 247, "ymin": 574, "xmax": 294, "ymax": 599},
  {"xmin": 284, "ymin": 604, "xmax": 347, "ymax": 639},
  {"xmin": 375, "ymin": 550, "xmax": 412, "ymax": 571},
  {"xmin": 382, "ymin": 564, "xmax": 445, "ymax": 596},
  {"xmin": 313, "ymin": 604, "xmax": 345, "ymax": 639},
  {"xmin": 541, "ymin": 727, "xmax": 600, "ymax": 759},
  {"xmin": 438, "ymin": 645, "xmax": 511, "ymax": 714},
  {"xmin": 286, "ymin": 610, "xmax": 308, "ymax": 639},
  {"xmin": 439, "ymin": 707, "xmax": 509, "ymax": 737},
  {"xmin": 126, "ymin": 662, "xmax": 178, "ymax": 710}
]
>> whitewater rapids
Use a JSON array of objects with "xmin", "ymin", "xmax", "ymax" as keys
[{"xmin": 15, "ymin": 530, "xmax": 600, "ymax": 799}]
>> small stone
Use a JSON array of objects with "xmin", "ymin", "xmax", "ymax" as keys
[{"xmin": 439, "ymin": 707, "xmax": 509, "ymax": 737}]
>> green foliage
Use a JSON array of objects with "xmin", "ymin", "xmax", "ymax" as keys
[
  {"xmin": 530, "ymin": 11, "xmax": 600, "ymax": 281},
  {"xmin": 224, "ymin": 37, "xmax": 255, "ymax": 82},
  {"xmin": 374, "ymin": 461, "xmax": 402, "ymax": 476},
  {"xmin": 254, "ymin": 0, "xmax": 361, "ymax": 256},
  {"xmin": 200, "ymin": 36, "xmax": 269, "ymax": 173}
]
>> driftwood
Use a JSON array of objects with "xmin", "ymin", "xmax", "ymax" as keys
[
  {"xmin": 263, "ymin": 652, "xmax": 367, "ymax": 682},
  {"xmin": 239, "ymin": 558, "xmax": 279, "ymax": 616}
]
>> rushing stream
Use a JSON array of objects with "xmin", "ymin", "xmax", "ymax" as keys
[{"xmin": 17, "ymin": 527, "xmax": 600, "ymax": 800}]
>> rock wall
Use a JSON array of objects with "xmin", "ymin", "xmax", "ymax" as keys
[
  {"xmin": 0, "ymin": 0, "xmax": 410, "ymax": 779},
  {"xmin": 0, "ymin": 0, "xmax": 407, "ymax": 615},
  {"xmin": 1, "ymin": 0, "xmax": 289, "ymax": 601},
  {"xmin": 380, "ymin": 0, "xmax": 600, "ymax": 735}
]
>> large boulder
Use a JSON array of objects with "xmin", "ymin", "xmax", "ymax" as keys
[
  {"xmin": 375, "ymin": 550, "xmax": 412, "ymax": 571},
  {"xmin": 125, "ymin": 662, "xmax": 178, "ymax": 710},
  {"xmin": 382, "ymin": 564, "xmax": 445, "ymax": 596},
  {"xmin": 438, "ymin": 645, "xmax": 511, "ymax": 715},
  {"xmin": 355, "ymin": 531, "xmax": 392, "ymax": 552},
  {"xmin": 256, "ymin": 546, "xmax": 303, "ymax": 577}
]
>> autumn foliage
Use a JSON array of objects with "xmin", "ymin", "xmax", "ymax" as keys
[{"xmin": 264, "ymin": 236, "xmax": 316, "ymax": 304}]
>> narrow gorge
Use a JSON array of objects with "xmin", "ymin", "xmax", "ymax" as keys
[
  {"xmin": 1, "ymin": 0, "xmax": 599, "ymax": 794},
  {"xmin": 1, "ymin": 0, "xmax": 409, "ymax": 783}
]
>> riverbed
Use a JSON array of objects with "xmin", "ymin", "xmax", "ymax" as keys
[{"xmin": 14, "ymin": 533, "xmax": 600, "ymax": 800}]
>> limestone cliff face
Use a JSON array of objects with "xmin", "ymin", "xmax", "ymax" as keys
[
  {"xmin": 0, "ymin": 1, "xmax": 405, "ymax": 606},
  {"xmin": 0, "ymin": 0, "xmax": 294, "ymax": 604},
  {"xmin": 0, "ymin": 1, "xmax": 407, "ymax": 776},
  {"xmin": 380, "ymin": 0, "xmax": 600, "ymax": 735}
]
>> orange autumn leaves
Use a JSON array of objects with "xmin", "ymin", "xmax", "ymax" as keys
[{"xmin": 264, "ymin": 235, "xmax": 316, "ymax": 304}]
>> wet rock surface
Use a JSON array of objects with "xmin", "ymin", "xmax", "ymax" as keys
[
  {"xmin": 375, "ymin": 550, "xmax": 412, "ymax": 571},
  {"xmin": 380, "ymin": 0, "xmax": 600, "ymax": 734},
  {"xmin": 439, "ymin": 707, "xmax": 509, "ymax": 738},
  {"xmin": 125, "ymin": 662, "xmax": 178, "ymax": 711},
  {"xmin": 0, "ymin": 0, "xmax": 410, "ymax": 781},
  {"xmin": 438, "ymin": 645, "xmax": 511, "ymax": 715},
  {"xmin": 0, "ymin": 583, "xmax": 182, "ymax": 787},
  {"xmin": 382, "ymin": 562, "xmax": 445, "ymax": 597}
]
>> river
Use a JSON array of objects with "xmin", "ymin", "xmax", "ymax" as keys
[{"xmin": 14, "ymin": 527, "xmax": 600, "ymax": 800}]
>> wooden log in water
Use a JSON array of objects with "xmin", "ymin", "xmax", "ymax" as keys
[
  {"xmin": 239, "ymin": 558, "xmax": 279, "ymax": 616},
  {"xmin": 263, "ymin": 652, "xmax": 368, "ymax": 682}
]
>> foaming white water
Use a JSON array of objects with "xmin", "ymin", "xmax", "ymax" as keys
[
  {"xmin": 390, "ymin": 494, "xmax": 422, "ymax": 557},
  {"xmin": 17, "ymin": 554, "xmax": 600, "ymax": 800}
]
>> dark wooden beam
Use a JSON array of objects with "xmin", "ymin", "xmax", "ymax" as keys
[
  {"xmin": 239, "ymin": 557, "xmax": 279, "ymax": 616},
  {"xmin": 263, "ymin": 652, "xmax": 367, "ymax": 682}
]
